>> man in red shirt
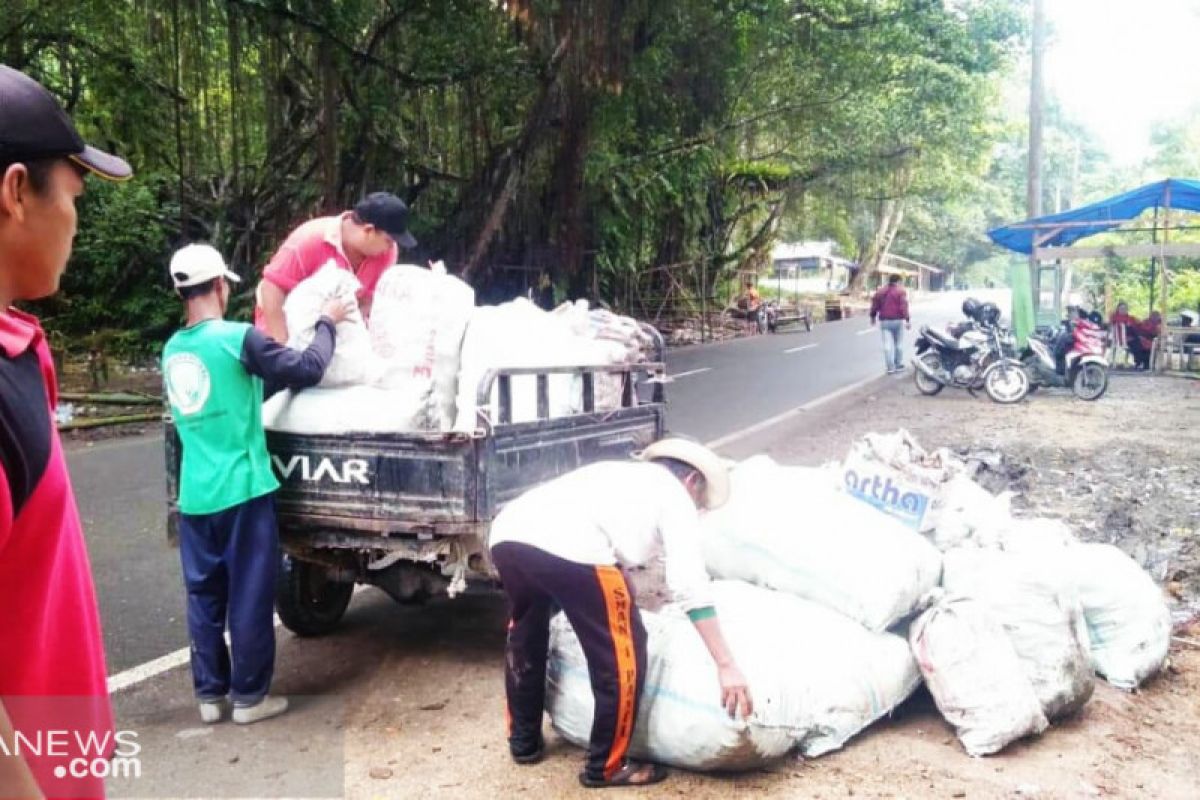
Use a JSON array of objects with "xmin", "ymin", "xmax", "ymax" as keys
[
  {"xmin": 254, "ymin": 192, "xmax": 417, "ymax": 343},
  {"xmin": 0, "ymin": 65, "xmax": 133, "ymax": 799},
  {"xmin": 870, "ymin": 273, "xmax": 911, "ymax": 374},
  {"xmin": 1128, "ymin": 310, "xmax": 1162, "ymax": 370}
]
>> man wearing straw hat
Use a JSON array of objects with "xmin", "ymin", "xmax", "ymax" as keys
[{"xmin": 488, "ymin": 437, "xmax": 753, "ymax": 789}]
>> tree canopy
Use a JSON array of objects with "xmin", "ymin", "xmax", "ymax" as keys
[{"xmin": 2, "ymin": 0, "xmax": 1028, "ymax": 350}]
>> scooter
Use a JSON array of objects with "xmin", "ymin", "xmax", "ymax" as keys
[{"xmin": 1023, "ymin": 316, "xmax": 1109, "ymax": 400}]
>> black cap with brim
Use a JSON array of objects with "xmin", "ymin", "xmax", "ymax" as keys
[
  {"xmin": 353, "ymin": 191, "xmax": 417, "ymax": 250},
  {"xmin": 0, "ymin": 65, "xmax": 133, "ymax": 182},
  {"xmin": 387, "ymin": 229, "xmax": 418, "ymax": 250},
  {"xmin": 69, "ymin": 145, "xmax": 133, "ymax": 182}
]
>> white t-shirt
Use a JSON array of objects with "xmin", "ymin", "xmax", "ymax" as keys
[{"xmin": 488, "ymin": 461, "xmax": 713, "ymax": 610}]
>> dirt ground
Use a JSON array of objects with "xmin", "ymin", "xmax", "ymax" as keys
[
  {"xmin": 738, "ymin": 370, "xmax": 1200, "ymax": 626},
  {"xmin": 328, "ymin": 372, "xmax": 1200, "ymax": 800}
]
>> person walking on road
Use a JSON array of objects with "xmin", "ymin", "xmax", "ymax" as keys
[
  {"xmin": 0, "ymin": 64, "xmax": 133, "ymax": 800},
  {"xmin": 870, "ymin": 274, "xmax": 911, "ymax": 374},
  {"xmin": 488, "ymin": 438, "xmax": 754, "ymax": 789},
  {"xmin": 164, "ymin": 244, "xmax": 349, "ymax": 726}
]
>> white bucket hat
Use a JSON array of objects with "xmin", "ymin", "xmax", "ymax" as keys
[
  {"xmin": 635, "ymin": 437, "xmax": 730, "ymax": 510},
  {"xmin": 170, "ymin": 243, "xmax": 241, "ymax": 289}
]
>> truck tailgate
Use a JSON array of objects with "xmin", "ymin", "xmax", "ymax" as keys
[{"xmin": 266, "ymin": 430, "xmax": 481, "ymax": 533}]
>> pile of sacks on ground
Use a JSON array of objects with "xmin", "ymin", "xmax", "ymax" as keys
[
  {"xmin": 545, "ymin": 430, "xmax": 1173, "ymax": 771},
  {"xmin": 262, "ymin": 262, "xmax": 654, "ymax": 434}
]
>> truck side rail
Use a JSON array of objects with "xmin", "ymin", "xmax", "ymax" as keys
[
  {"xmin": 472, "ymin": 362, "xmax": 664, "ymax": 428},
  {"xmin": 473, "ymin": 321, "xmax": 666, "ymax": 428}
]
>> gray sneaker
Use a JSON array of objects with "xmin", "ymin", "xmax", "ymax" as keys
[{"xmin": 232, "ymin": 696, "xmax": 289, "ymax": 725}]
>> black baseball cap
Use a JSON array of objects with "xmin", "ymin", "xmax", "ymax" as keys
[
  {"xmin": 353, "ymin": 192, "xmax": 417, "ymax": 249},
  {"xmin": 0, "ymin": 65, "xmax": 132, "ymax": 181}
]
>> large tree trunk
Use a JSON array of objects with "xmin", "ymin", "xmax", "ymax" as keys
[
  {"xmin": 551, "ymin": 72, "xmax": 593, "ymax": 283},
  {"xmin": 852, "ymin": 164, "xmax": 913, "ymax": 289},
  {"xmin": 856, "ymin": 199, "xmax": 906, "ymax": 284},
  {"xmin": 318, "ymin": 46, "xmax": 339, "ymax": 211},
  {"xmin": 460, "ymin": 35, "xmax": 571, "ymax": 283}
]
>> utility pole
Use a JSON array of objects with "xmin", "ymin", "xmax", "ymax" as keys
[{"xmin": 1027, "ymin": 0, "xmax": 1046, "ymax": 312}]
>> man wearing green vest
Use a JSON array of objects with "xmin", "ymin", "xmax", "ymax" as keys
[{"xmin": 163, "ymin": 243, "xmax": 348, "ymax": 725}]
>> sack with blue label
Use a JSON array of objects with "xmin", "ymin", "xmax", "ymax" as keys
[{"xmin": 840, "ymin": 429, "xmax": 968, "ymax": 533}]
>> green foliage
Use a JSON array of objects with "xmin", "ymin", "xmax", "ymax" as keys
[
  {"xmin": 2, "ymin": 0, "xmax": 1030, "ymax": 343},
  {"xmin": 31, "ymin": 174, "xmax": 177, "ymax": 357}
]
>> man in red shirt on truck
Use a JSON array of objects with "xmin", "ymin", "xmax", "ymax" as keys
[
  {"xmin": 254, "ymin": 192, "xmax": 418, "ymax": 343},
  {"xmin": 0, "ymin": 65, "xmax": 133, "ymax": 800}
]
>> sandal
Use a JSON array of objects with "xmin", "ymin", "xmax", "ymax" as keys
[
  {"xmin": 510, "ymin": 738, "xmax": 544, "ymax": 765},
  {"xmin": 578, "ymin": 760, "xmax": 668, "ymax": 789}
]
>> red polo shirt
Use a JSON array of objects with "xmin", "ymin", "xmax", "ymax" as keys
[
  {"xmin": 254, "ymin": 213, "xmax": 397, "ymax": 331},
  {"xmin": 1, "ymin": 308, "xmax": 112, "ymax": 799},
  {"xmin": 870, "ymin": 284, "xmax": 910, "ymax": 322}
]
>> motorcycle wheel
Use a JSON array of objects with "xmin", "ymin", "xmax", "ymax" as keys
[
  {"xmin": 913, "ymin": 352, "xmax": 945, "ymax": 396},
  {"xmin": 1071, "ymin": 362, "xmax": 1108, "ymax": 400},
  {"xmin": 983, "ymin": 361, "xmax": 1030, "ymax": 404}
]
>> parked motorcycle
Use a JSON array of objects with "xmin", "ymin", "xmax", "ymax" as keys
[
  {"xmin": 913, "ymin": 299, "xmax": 1030, "ymax": 404},
  {"xmin": 1022, "ymin": 312, "xmax": 1109, "ymax": 400}
]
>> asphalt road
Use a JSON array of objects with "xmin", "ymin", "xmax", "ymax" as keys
[
  {"xmin": 664, "ymin": 289, "xmax": 1007, "ymax": 442},
  {"xmin": 67, "ymin": 289, "xmax": 1007, "ymax": 674},
  {"xmin": 67, "ymin": 434, "xmax": 190, "ymax": 672}
]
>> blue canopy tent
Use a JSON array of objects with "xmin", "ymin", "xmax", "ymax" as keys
[
  {"xmin": 987, "ymin": 178, "xmax": 1200, "ymax": 255},
  {"xmin": 987, "ymin": 179, "xmax": 1200, "ymax": 336}
]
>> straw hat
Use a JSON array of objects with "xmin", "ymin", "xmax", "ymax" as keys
[{"xmin": 635, "ymin": 437, "xmax": 730, "ymax": 510}]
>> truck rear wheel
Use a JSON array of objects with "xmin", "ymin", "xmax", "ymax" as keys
[{"xmin": 275, "ymin": 554, "xmax": 354, "ymax": 637}]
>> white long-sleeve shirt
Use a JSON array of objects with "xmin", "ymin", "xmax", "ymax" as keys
[{"xmin": 488, "ymin": 461, "xmax": 713, "ymax": 610}]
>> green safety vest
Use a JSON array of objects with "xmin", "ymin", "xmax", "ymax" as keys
[{"xmin": 163, "ymin": 319, "xmax": 278, "ymax": 515}]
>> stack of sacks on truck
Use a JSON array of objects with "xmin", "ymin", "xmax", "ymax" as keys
[
  {"xmin": 262, "ymin": 263, "xmax": 425, "ymax": 433},
  {"xmin": 262, "ymin": 264, "xmax": 652, "ymax": 435},
  {"xmin": 263, "ymin": 262, "xmax": 470, "ymax": 433},
  {"xmin": 280, "ymin": 262, "xmax": 381, "ymax": 387},
  {"xmin": 453, "ymin": 298, "xmax": 651, "ymax": 432},
  {"xmin": 546, "ymin": 433, "xmax": 1173, "ymax": 772},
  {"xmin": 543, "ymin": 302, "xmax": 655, "ymax": 415},
  {"xmin": 370, "ymin": 263, "xmax": 476, "ymax": 431}
]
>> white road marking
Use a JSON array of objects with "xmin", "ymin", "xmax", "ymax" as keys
[
  {"xmin": 108, "ymin": 587, "xmax": 368, "ymax": 694},
  {"xmin": 107, "ymin": 645, "xmax": 193, "ymax": 694},
  {"xmin": 668, "ymin": 367, "xmax": 712, "ymax": 380},
  {"xmin": 704, "ymin": 373, "xmax": 885, "ymax": 451},
  {"xmin": 783, "ymin": 344, "xmax": 817, "ymax": 354},
  {"xmin": 856, "ymin": 327, "xmax": 876, "ymax": 336}
]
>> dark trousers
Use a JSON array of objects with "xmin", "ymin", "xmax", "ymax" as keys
[
  {"xmin": 1128, "ymin": 336, "xmax": 1152, "ymax": 368},
  {"xmin": 490, "ymin": 541, "xmax": 648, "ymax": 781},
  {"xmin": 179, "ymin": 492, "xmax": 279, "ymax": 705}
]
